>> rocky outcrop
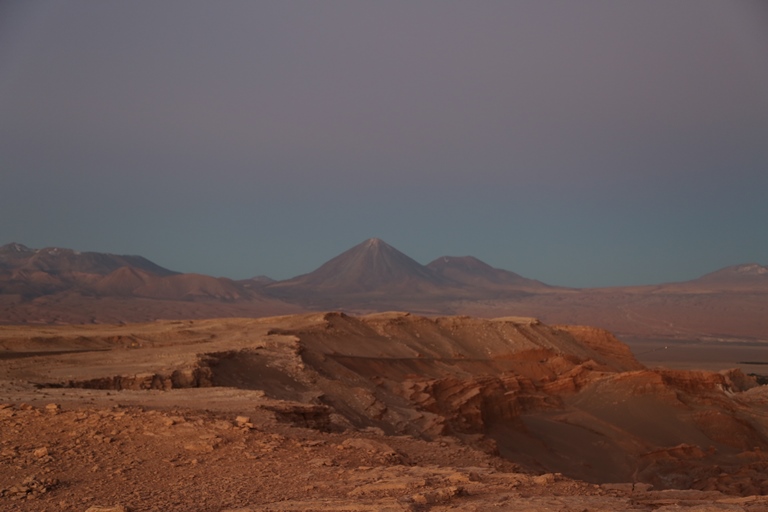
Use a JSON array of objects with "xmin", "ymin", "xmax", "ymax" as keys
[
  {"xmin": 6, "ymin": 312, "xmax": 768, "ymax": 496},
  {"xmin": 554, "ymin": 325, "xmax": 644, "ymax": 371},
  {"xmin": 63, "ymin": 366, "xmax": 213, "ymax": 391}
]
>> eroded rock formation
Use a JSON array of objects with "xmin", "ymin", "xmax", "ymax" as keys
[{"xmin": 2, "ymin": 312, "xmax": 768, "ymax": 501}]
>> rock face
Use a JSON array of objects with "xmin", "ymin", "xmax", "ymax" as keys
[
  {"xmin": 554, "ymin": 325, "xmax": 645, "ymax": 372},
  {"xmin": 3, "ymin": 312, "xmax": 768, "ymax": 508},
  {"xmin": 273, "ymin": 313, "xmax": 768, "ymax": 487}
]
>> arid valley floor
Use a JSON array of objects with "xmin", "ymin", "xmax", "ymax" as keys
[{"xmin": 4, "ymin": 312, "xmax": 768, "ymax": 511}]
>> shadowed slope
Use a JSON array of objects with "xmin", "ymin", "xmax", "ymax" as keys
[
  {"xmin": 134, "ymin": 273, "xmax": 246, "ymax": 301},
  {"xmin": 259, "ymin": 313, "xmax": 768, "ymax": 487},
  {"xmin": 0, "ymin": 243, "xmax": 176, "ymax": 277},
  {"xmin": 427, "ymin": 255, "xmax": 555, "ymax": 291}
]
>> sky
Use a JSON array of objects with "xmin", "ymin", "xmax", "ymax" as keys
[{"xmin": 1, "ymin": 1, "xmax": 767, "ymax": 288}]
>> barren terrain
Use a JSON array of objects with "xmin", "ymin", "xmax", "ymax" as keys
[
  {"xmin": 3, "ymin": 313, "xmax": 768, "ymax": 511},
  {"xmin": 3, "ymin": 241, "xmax": 767, "ymax": 345}
]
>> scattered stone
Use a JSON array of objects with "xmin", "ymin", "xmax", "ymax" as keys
[
  {"xmin": 532, "ymin": 473, "xmax": 558, "ymax": 485},
  {"xmin": 235, "ymin": 415, "xmax": 254, "ymax": 428},
  {"xmin": 347, "ymin": 479, "xmax": 416, "ymax": 497},
  {"xmin": 0, "ymin": 475, "xmax": 58, "ymax": 500},
  {"xmin": 183, "ymin": 442, "xmax": 216, "ymax": 453},
  {"xmin": 308, "ymin": 457, "xmax": 334, "ymax": 467},
  {"xmin": 407, "ymin": 485, "xmax": 465, "ymax": 505},
  {"xmin": 33, "ymin": 446, "xmax": 50, "ymax": 458},
  {"xmin": 341, "ymin": 438, "xmax": 402, "ymax": 464}
]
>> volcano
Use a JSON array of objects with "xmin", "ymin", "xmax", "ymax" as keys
[{"xmin": 266, "ymin": 238, "xmax": 450, "ymax": 298}]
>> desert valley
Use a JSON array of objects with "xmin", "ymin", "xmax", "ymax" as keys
[
  {"xmin": 3, "ymin": 239, "xmax": 768, "ymax": 343},
  {"xmin": 2, "ymin": 240, "xmax": 768, "ymax": 511},
  {"xmin": 6, "ymin": 0, "xmax": 768, "ymax": 508}
]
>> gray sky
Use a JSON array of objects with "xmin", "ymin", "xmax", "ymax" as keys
[{"xmin": 1, "ymin": 1, "xmax": 767, "ymax": 287}]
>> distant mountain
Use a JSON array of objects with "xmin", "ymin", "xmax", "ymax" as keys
[
  {"xmin": 94, "ymin": 267, "xmax": 246, "ymax": 301},
  {"xmin": 0, "ymin": 243, "xmax": 177, "ymax": 277},
  {"xmin": 646, "ymin": 263, "xmax": 768, "ymax": 294},
  {"xmin": 0, "ymin": 243, "xmax": 176, "ymax": 298},
  {"xmin": 266, "ymin": 238, "xmax": 450, "ymax": 297},
  {"xmin": 91, "ymin": 266, "xmax": 156, "ymax": 296},
  {"xmin": 239, "ymin": 275, "xmax": 276, "ymax": 286},
  {"xmin": 0, "ymin": 243, "xmax": 247, "ymax": 301},
  {"xmin": 133, "ymin": 273, "xmax": 246, "ymax": 301},
  {"xmin": 426, "ymin": 255, "xmax": 552, "ymax": 290},
  {"xmin": 2, "ymin": 240, "xmax": 767, "ymax": 342},
  {"xmin": 0, "ymin": 243, "xmax": 302, "ymax": 322},
  {"xmin": 693, "ymin": 263, "xmax": 768, "ymax": 288},
  {"xmin": 261, "ymin": 239, "xmax": 560, "ymax": 312}
]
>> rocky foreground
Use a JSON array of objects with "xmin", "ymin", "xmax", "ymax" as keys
[
  {"xmin": 2, "ymin": 312, "xmax": 768, "ymax": 511},
  {"xmin": 4, "ymin": 402, "xmax": 768, "ymax": 512}
]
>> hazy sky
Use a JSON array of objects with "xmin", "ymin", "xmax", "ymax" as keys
[{"xmin": 1, "ymin": 1, "xmax": 767, "ymax": 287}]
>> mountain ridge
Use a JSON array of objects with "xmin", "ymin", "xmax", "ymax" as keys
[
  {"xmin": 4, "ymin": 240, "xmax": 765, "ymax": 293},
  {"xmin": 426, "ymin": 255, "xmax": 553, "ymax": 291},
  {"xmin": 0, "ymin": 243, "xmax": 263, "ymax": 304},
  {"xmin": 0, "ymin": 243, "xmax": 177, "ymax": 278},
  {"xmin": 1, "ymin": 241, "xmax": 767, "ymax": 341}
]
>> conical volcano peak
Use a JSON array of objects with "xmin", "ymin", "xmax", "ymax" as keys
[
  {"xmin": 362, "ymin": 238, "xmax": 389, "ymax": 251},
  {"xmin": 352, "ymin": 238, "xmax": 404, "ymax": 259},
  {"xmin": 266, "ymin": 238, "xmax": 446, "ymax": 295}
]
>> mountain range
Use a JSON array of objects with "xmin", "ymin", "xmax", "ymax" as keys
[
  {"xmin": 264, "ymin": 238, "xmax": 553, "ymax": 304},
  {"xmin": 1, "ymin": 239, "xmax": 767, "ymax": 341}
]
